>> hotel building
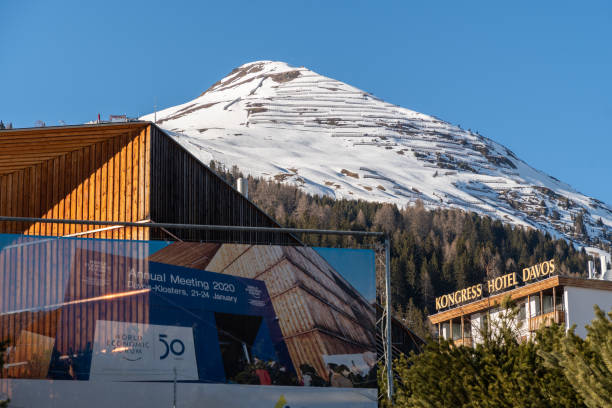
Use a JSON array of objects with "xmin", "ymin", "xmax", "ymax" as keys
[{"xmin": 429, "ymin": 274, "xmax": 612, "ymax": 346}]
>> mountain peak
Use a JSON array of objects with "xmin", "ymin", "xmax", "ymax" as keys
[
  {"xmin": 238, "ymin": 60, "xmax": 297, "ymax": 70},
  {"xmin": 200, "ymin": 60, "xmax": 305, "ymax": 97},
  {"xmin": 142, "ymin": 62, "xmax": 612, "ymax": 250}
]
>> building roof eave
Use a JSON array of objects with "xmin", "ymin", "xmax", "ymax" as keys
[{"xmin": 429, "ymin": 276, "xmax": 612, "ymax": 324}]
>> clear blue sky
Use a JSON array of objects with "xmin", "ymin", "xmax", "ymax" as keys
[
  {"xmin": 1, "ymin": 1, "xmax": 610, "ymax": 205},
  {"xmin": 314, "ymin": 247, "xmax": 375, "ymax": 302}
]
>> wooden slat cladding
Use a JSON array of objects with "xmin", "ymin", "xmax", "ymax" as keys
[
  {"xmin": 0, "ymin": 125, "xmax": 150, "ymax": 240},
  {"xmin": 285, "ymin": 331, "xmax": 370, "ymax": 382},
  {"xmin": 149, "ymin": 126, "xmax": 294, "ymax": 244},
  {"xmin": 206, "ymin": 245, "xmax": 375, "ymax": 339},
  {"xmin": 0, "ymin": 124, "xmax": 148, "ymax": 175},
  {"xmin": 148, "ymin": 241, "xmax": 222, "ymax": 269}
]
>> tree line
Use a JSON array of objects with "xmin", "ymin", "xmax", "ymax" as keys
[{"xmin": 211, "ymin": 162, "xmax": 595, "ymax": 338}]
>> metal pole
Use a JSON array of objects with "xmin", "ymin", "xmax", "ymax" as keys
[
  {"xmin": 527, "ymin": 294, "xmax": 531, "ymax": 338},
  {"xmin": 384, "ymin": 236, "xmax": 393, "ymax": 401},
  {"xmin": 461, "ymin": 315, "xmax": 464, "ymax": 345},
  {"xmin": 553, "ymin": 286, "xmax": 557, "ymax": 323},
  {"xmin": 242, "ymin": 342, "xmax": 251, "ymax": 364},
  {"xmin": 173, "ymin": 367, "xmax": 177, "ymax": 408},
  {"xmin": 0, "ymin": 216, "xmax": 384, "ymax": 238}
]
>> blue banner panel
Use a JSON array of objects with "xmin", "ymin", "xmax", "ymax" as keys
[{"xmin": 0, "ymin": 234, "xmax": 376, "ymax": 407}]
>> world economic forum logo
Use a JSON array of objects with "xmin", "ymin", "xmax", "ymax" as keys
[
  {"xmin": 106, "ymin": 333, "xmax": 150, "ymax": 362},
  {"xmin": 158, "ymin": 334, "xmax": 185, "ymax": 360}
]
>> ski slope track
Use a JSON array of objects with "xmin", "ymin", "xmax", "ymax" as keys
[{"xmin": 142, "ymin": 61, "xmax": 612, "ymax": 249}]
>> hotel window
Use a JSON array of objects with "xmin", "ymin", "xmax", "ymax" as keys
[
  {"xmin": 542, "ymin": 292, "xmax": 554, "ymax": 314},
  {"xmin": 442, "ymin": 322, "xmax": 450, "ymax": 340},
  {"xmin": 480, "ymin": 314, "xmax": 488, "ymax": 331},
  {"xmin": 530, "ymin": 294, "xmax": 541, "ymax": 317},
  {"xmin": 518, "ymin": 301, "xmax": 527, "ymax": 321},
  {"xmin": 489, "ymin": 306, "xmax": 500, "ymax": 322},
  {"xmin": 452, "ymin": 320, "xmax": 462, "ymax": 340},
  {"xmin": 463, "ymin": 319, "xmax": 472, "ymax": 339},
  {"xmin": 555, "ymin": 290, "xmax": 564, "ymax": 311}
]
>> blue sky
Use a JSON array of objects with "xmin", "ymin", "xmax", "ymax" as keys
[
  {"xmin": 314, "ymin": 247, "xmax": 376, "ymax": 301},
  {"xmin": 1, "ymin": 1, "xmax": 611, "ymax": 204}
]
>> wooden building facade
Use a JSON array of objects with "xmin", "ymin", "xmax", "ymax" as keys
[{"xmin": 0, "ymin": 122, "xmax": 292, "ymax": 243}]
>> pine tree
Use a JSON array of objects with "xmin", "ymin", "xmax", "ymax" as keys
[
  {"xmin": 402, "ymin": 298, "xmax": 429, "ymax": 339},
  {"xmin": 0, "ymin": 120, "xmax": 4, "ymax": 129},
  {"xmin": 574, "ymin": 212, "xmax": 587, "ymax": 238},
  {"xmin": 418, "ymin": 260, "xmax": 434, "ymax": 307},
  {"xmin": 354, "ymin": 209, "xmax": 367, "ymax": 229},
  {"xmin": 275, "ymin": 203, "xmax": 287, "ymax": 224},
  {"xmin": 381, "ymin": 299, "xmax": 584, "ymax": 408},
  {"xmin": 295, "ymin": 195, "xmax": 310, "ymax": 219},
  {"xmin": 373, "ymin": 204, "xmax": 396, "ymax": 233},
  {"xmin": 540, "ymin": 306, "xmax": 612, "ymax": 408}
]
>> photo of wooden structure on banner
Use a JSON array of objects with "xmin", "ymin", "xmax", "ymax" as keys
[{"xmin": 149, "ymin": 242, "xmax": 376, "ymax": 383}]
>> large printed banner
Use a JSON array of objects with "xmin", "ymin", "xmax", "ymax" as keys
[{"xmin": 0, "ymin": 234, "xmax": 376, "ymax": 407}]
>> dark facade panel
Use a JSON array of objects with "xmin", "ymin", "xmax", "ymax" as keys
[{"xmin": 149, "ymin": 125, "xmax": 296, "ymax": 245}]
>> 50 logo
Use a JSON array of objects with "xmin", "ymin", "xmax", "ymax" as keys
[{"xmin": 158, "ymin": 334, "xmax": 185, "ymax": 360}]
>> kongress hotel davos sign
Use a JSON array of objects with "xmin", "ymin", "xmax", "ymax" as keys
[{"xmin": 435, "ymin": 259, "xmax": 556, "ymax": 310}]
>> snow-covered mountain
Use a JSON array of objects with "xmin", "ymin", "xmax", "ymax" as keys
[{"xmin": 141, "ymin": 60, "xmax": 612, "ymax": 248}]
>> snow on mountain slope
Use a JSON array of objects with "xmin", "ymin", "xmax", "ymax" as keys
[{"xmin": 141, "ymin": 61, "xmax": 612, "ymax": 248}]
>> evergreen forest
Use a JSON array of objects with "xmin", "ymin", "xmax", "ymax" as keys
[{"xmin": 211, "ymin": 163, "xmax": 597, "ymax": 338}]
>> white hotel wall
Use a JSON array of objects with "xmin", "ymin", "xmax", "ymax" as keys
[
  {"xmin": 469, "ymin": 307, "xmax": 530, "ymax": 344},
  {"xmin": 470, "ymin": 314, "xmax": 481, "ymax": 342},
  {"xmin": 564, "ymin": 286, "xmax": 612, "ymax": 338}
]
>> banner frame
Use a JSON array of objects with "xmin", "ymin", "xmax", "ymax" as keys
[{"xmin": 0, "ymin": 215, "xmax": 393, "ymax": 402}]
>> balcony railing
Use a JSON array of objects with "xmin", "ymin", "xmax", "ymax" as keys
[
  {"xmin": 529, "ymin": 310, "xmax": 565, "ymax": 332},
  {"xmin": 453, "ymin": 338, "xmax": 473, "ymax": 347}
]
